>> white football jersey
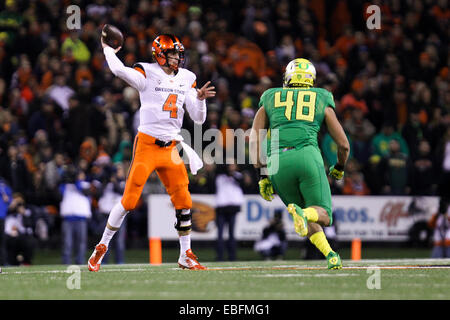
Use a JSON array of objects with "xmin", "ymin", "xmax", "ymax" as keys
[
  {"xmin": 136, "ymin": 63, "xmax": 197, "ymax": 141},
  {"xmin": 103, "ymin": 46, "xmax": 206, "ymax": 142}
]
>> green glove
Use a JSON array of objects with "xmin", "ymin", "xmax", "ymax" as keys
[
  {"xmin": 258, "ymin": 177, "xmax": 274, "ymax": 201},
  {"xmin": 329, "ymin": 164, "xmax": 345, "ymax": 180}
]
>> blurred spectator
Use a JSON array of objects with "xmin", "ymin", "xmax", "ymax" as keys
[
  {"xmin": 17, "ymin": 137, "xmax": 36, "ymax": 174},
  {"xmin": 343, "ymin": 108, "xmax": 375, "ymax": 164},
  {"xmin": 339, "ymin": 78, "xmax": 369, "ymax": 120},
  {"xmin": 61, "ymin": 31, "xmax": 91, "ymax": 64},
  {"xmin": 241, "ymin": 169, "xmax": 259, "ymax": 194},
  {"xmin": 402, "ymin": 111, "xmax": 431, "ymax": 160},
  {"xmin": 112, "ymin": 135, "xmax": 132, "ymax": 164},
  {"xmin": 0, "ymin": 1, "xmax": 23, "ymax": 47},
  {"xmin": 379, "ymin": 140, "xmax": 410, "ymax": 195},
  {"xmin": 2, "ymin": 144, "xmax": 30, "ymax": 195},
  {"xmin": 435, "ymin": 126, "xmax": 450, "ymax": 212},
  {"xmin": 46, "ymin": 73, "xmax": 75, "ymax": 116},
  {"xmin": 86, "ymin": 1, "xmax": 111, "ymax": 22},
  {"xmin": 189, "ymin": 163, "xmax": 216, "ymax": 194},
  {"xmin": 331, "ymin": 23, "xmax": 354, "ymax": 57},
  {"xmin": 5, "ymin": 193, "xmax": 35, "ymax": 265},
  {"xmin": 224, "ymin": 36, "xmax": 267, "ymax": 80},
  {"xmin": 342, "ymin": 159, "xmax": 370, "ymax": 195},
  {"xmin": 371, "ymin": 121, "xmax": 409, "ymax": 158},
  {"xmin": 97, "ymin": 163, "xmax": 126, "ymax": 264},
  {"xmin": 254, "ymin": 209, "xmax": 287, "ymax": 260},
  {"xmin": 275, "ymin": 35, "xmax": 296, "ymax": 67},
  {"xmin": 0, "ymin": 177, "xmax": 12, "ymax": 265},
  {"xmin": 27, "ymin": 97, "xmax": 63, "ymax": 144},
  {"xmin": 347, "ymin": 31, "xmax": 369, "ymax": 75},
  {"xmin": 44, "ymin": 151, "xmax": 65, "ymax": 190},
  {"xmin": 59, "ymin": 165, "xmax": 92, "ymax": 265},
  {"xmin": 23, "ymin": 157, "xmax": 59, "ymax": 247},
  {"xmin": 362, "ymin": 155, "xmax": 384, "ymax": 196},
  {"xmin": 79, "ymin": 136, "xmax": 98, "ymax": 165},
  {"xmin": 64, "ymin": 95, "xmax": 90, "ymax": 158},
  {"xmin": 215, "ymin": 163, "xmax": 244, "ymax": 261},
  {"xmin": 362, "ymin": 74, "xmax": 384, "ymax": 131},
  {"xmin": 241, "ymin": 2, "xmax": 276, "ymax": 53},
  {"xmin": 428, "ymin": 199, "xmax": 450, "ymax": 258},
  {"xmin": 409, "ymin": 139, "xmax": 437, "ymax": 195},
  {"xmin": 219, "ymin": 106, "xmax": 243, "ymax": 160},
  {"xmin": 25, "ymin": 162, "xmax": 60, "ymax": 207}
]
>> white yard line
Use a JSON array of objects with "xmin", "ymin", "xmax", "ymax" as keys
[
  {"xmin": 252, "ymin": 273, "xmax": 359, "ymax": 277},
  {"xmin": 1, "ymin": 259, "xmax": 449, "ymax": 274}
]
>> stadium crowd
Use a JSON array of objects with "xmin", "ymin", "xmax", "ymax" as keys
[{"xmin": 0, "ymin": 0, "xmax": 449, "ymax": 264}]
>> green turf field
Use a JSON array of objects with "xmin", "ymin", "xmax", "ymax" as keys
[
  {"xmin": 1, "ymin": 258, "xmax": 449, "ymax": 300},
  {"xmin": 28, "ymin": 244, "xmax": 436, "ymax": 265}
]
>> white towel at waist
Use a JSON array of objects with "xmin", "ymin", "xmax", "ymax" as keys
[{"xmin": 179, "ymin": 141, "xmax": 203, "ymax": 175}]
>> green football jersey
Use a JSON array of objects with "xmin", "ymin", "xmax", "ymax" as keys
[{"xmin": 259, "ymin": 87, "xmax": 335, "ymax": 155}]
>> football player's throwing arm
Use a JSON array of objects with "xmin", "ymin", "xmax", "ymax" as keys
[{"xmin": 102, "ymin": 37, "xmax": 147, "ymax": 92}]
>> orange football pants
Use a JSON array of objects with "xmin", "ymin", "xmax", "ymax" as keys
[{"xmin": 121, "ymin": 132, "xmax": 192, "ymax": 211}]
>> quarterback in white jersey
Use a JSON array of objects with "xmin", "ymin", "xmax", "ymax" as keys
[
  {"xmin": 104, "ymin": 44, "xmax": 207, "ymax": 142},
  {"xmin": 88, "ymin": 34, "xmax": 215, "ymax": 272}
]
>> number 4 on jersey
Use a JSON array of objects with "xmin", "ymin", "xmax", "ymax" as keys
[{"xmin": 162, "ymin": 94, "xmax": 178, "ymax": 118}]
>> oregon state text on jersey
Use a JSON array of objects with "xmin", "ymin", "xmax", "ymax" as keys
[
  {"xmin": 103, "ymin": 46, "xmax": 206, "ymax": 143},
  {"xmin": 136, "ymin": 63, "xmax": 197, "ymax": 142}
]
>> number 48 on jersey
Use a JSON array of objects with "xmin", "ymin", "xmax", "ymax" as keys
[{"xmin": 274, "ymin": 90, "xmax": 316, "ymax": 122}]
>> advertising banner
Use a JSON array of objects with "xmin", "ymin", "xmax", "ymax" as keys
[
  {"xmin": 148, "ymin": 194, "xmax": 439, "ymax": 241},
  {"xmin": 148, "ymin": 194, "xmax": 299, "ymax": 241},
  {"xmin": 331, "ymin": 196, "xmax": 438, "ymax": 241}
]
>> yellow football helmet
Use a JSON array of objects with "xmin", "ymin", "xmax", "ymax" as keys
[{"xmin": 283, "ymin": 58, "xmax": 316, "ymax": 88}]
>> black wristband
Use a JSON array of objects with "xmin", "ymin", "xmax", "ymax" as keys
[{"xmin": 334, "ymin": 163, "xmax": 345, "ymax": 171}]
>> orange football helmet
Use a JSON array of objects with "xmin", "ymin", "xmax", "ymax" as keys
[{"xmin": 152, "ymin": 34, "xmax": 185, "ymax": 71}]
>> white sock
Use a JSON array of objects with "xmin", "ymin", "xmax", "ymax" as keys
[
  {"xmin": 99, "ymin": 201, "xmax": 128, "ymax": 247},
  {"xmin": 99, "ymin": 227, "xmax": 116, "ymax": 247},
  {"xmin": 108, "ymin": 201, "xmax": 128, "ymax": 228},
  {"xmin": 179, "ymin": 235, "xmax": 191, "ymax": 254}
]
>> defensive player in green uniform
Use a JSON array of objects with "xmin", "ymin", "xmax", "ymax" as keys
[{"xmin": 249, "ymin": 58, "xmax": 350, "ymax": 269}]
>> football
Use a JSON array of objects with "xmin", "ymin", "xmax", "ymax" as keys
[{"xmin": 101, "ymin": 24, "xmax": 124, "ymax": 49}]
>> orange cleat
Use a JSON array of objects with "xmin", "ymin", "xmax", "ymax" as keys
[
  {"xmin": 178, "ymin": 249, "xmax": 207, "ymax": 270},
  {"xmin": 88, "ymin": 244, "xmax": 108, "ymax": 272}
]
